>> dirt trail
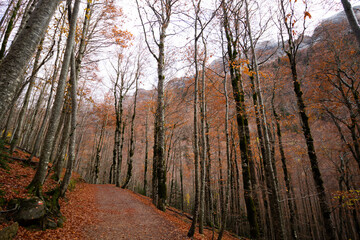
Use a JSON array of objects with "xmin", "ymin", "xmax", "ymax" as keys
[{"xmin": 85, "ymin": 185, "xmax": 187, "ymax": 239}]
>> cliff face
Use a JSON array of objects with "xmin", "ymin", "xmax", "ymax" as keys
[
  {"xmin": 253, "ymin": 6, "xmax": 360, "ymax": 62},
  {"xmin": 136, "ymin": 5, "xmax": 359, "ymax": 102}
]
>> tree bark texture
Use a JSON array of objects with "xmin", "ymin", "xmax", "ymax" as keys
[{"xmin": 0, "ymin": 0, "xmax": 61, "ymax": 118}]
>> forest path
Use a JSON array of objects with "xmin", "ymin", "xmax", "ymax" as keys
[{"xmin": 85, "ymin": 184, "xmax": 187, "ymax": 239}]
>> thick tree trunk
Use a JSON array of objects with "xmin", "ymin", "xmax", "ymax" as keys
[
  {"xmin": 10, "ymin": 39, "xmax": 44, "ymax": 153},
  {"xmin": 152, "ymin": 23, "xmax": 167, "ymax": 212},
  {"xmin": 13, "ymin": 0, "xmax": 38, "ymax": 44},
  {"xmin": 0, "ymin": 0, "xmax": 61, "ymax": 118},
  {"xmin": 341, "ymin": 0, "xmax": 360, "ymax": 49}
]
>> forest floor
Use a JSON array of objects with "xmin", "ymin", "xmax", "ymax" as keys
[{"xmin": 0, "ymin": 148, "xmax": 241, "ymax": 239}]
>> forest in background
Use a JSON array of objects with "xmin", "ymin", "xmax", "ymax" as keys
[{"xmin": 0, "ymin": 0, "xmax": 359, "ymax": 239}]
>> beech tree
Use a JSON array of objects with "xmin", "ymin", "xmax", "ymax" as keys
[
  {"xmin": 221, "ymin": 1, "xmax": 260, "ymax": 238},
  {"xmin": 278, "ymin": 0, "xmax": 337, "ymax": 239},
  {"xmin": 341, "ymin": 0, "xmax": 360, "ymax": 49},
  {"xmin": 0, "ymin": 0, "xmax": 61, "ymax": 118},
  {"xmin": 136, "ymin": 0, "xmax": 179, "ymax": 211},
  {"xmin": 122, "ymin": 54, "xmax": 141, "ymax": 189},
  {"xmin": 28, "ymin": 0, "xmax": 81, "ymax": 196}
]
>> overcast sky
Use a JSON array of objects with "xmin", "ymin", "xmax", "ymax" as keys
[
  {"xmin": 1, "ymin": 0, "xmax": 360, "ymax": 97},
  {"xmin": 110, "ymin": 0, "xmax": 360, "ymax": 91}
]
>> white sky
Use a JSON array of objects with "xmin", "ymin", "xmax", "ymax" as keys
[
  {"xmin": 110, "ymin": 0, "xmax": 360, "ymax": 91},
  {"xmin": 1, "ymin": 0, "xmax": 360, "ymax": 97}
]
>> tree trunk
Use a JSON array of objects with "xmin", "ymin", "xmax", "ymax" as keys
[
  {"xmin": 122, "ymin": 78, "xmax": 138, "ymax": 189},
  {"xmin": 341, "ymin": 0, "xmax": 360, "ymax": 49},
  {"xmin": 272, "ymin": 88, "xmax": 298, "ymax": 239},
  {"xmin": 60, "ymin": 51, "xmax": 78, "ymax": 196},
  {"xmin": 143, "ymin": 111, "xmax": 149, "ymax": 195},
  {"xmin": 53, "ymin": 112, "xmax": 71, "ymax": 181},
  {"xmin": 0, "ymin": 0, "xmax": 61, "ymax": 117},
  {"xmin": 218, "ymin": 46, "xmax": 231, "ymax": 240},
  {"xmin": 199, "ymin": 34, "xmax": 208, "ymax": 235},
  {"xmin": 289, "ymin": 55, "xmax": 337, "ymax": 240},
  {"xmin": 153, "ymin": 28, "xmax": 167, "ymax": 212},
  {"xmin": 28, "ymin": 0, "xmax": 80, "ymax": 196},
  {"xmin": 188, "ymin": 10, "xmax": 200, "ymax": 236},
  {"xmin": 279, "ymin": 0, "xmax": 337, "ymax": 237},
  {"xmin": 221, "ymin": 2, "xmax": 259, "ymax": 237},
  {"xmin": 10, "ymin": 39, "xmax": 43, "ymax": 153},
  {"xmin": 27, "ymin": 13, "xmax": 64, "ymax": 160},
  {"xmin": 0, "ymin": 0, "xmax": 23, "ymax": 60},
  {"xmin": 0, "ymin": 0, "xmax": 16, "ymax": 30}
]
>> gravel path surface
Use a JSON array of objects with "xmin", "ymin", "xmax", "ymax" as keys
[{"xmin": 85, "ymin": 185, "xmax": 187, "ymax": 239}]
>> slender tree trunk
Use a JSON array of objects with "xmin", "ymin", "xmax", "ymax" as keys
[
  {"xmin": 60, "ymin": 51, "xmax": 78, "ymax": 196},
  {"xmin": 53, "ymin": 112, "xmax": 71, "ymax": 181},
  {"xmin": 180, "ymin": 154, "xmax": 184, "ymax": 211},
  {"xmin": 0, "ymin": 0, "xmax": 23, "ymax": 60},
  {"xmin": 205, "ymin": 119, "xmax": 213, "ymax": 227},
  {"xmin": 199, "ymin": 35, "xmax": 207, "ymax": 235},
  {"xmin": 27, "ymin": 14, "xmax": 64, "ymax": 160},
  {"xmin": 245, "ymin": 2, "xmax": 285, "ymax": 239},
  {"xmin": 218, "ymin": 50, "xmax": 231, "ymax": 240},
  {"xmin": 143, "ymin": 111, "xmax": 149, "ymax": 195},
  {"xmin": 23, "ymin": 80, "xmax": 47, "ymax": 149},
  {"xmin": 122, "ymin": 78, "xmax": 138, "ymax": 189},
  {"xmin": 27, "ymin": 61, "xmax": 59, "ymax": 162},
  {"xmin": 0, "ymin": 0, "xmax": 16, "ymax": 31},
  {"xmin": 222, "ymin": 2, "xmax": 259, "ymax": 237},
  {"xmin": 94, "ymin": 114, "xmax": 107, "ymax": 184},
  {"xmin": 116, "ymin": 118, "xmax": 126, "ymax": 186},
  {"xmin": 136, "ymin": 0, "xmax": 173, "ymax": 212},
  {"xmin": 272, "ymin": 89, "xmax": 298, "ymax": 239},
  {"xmin": 279, "ymin": 0, "xmax": 337, "ymax": 237},
  {"xmin": 289, "ymin": 55, "xmax": 337, "ymax": 240},
  {"xmin": 217, "ymin": 134, "xmax": 225, "ymax": 232},
  {"xmin": 188, "ymin": 13, "xmax": 200, "ymax": 236},
  {"xmin": 28, "ymin": 0, "xmax": 80, "ymax": 195}
]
